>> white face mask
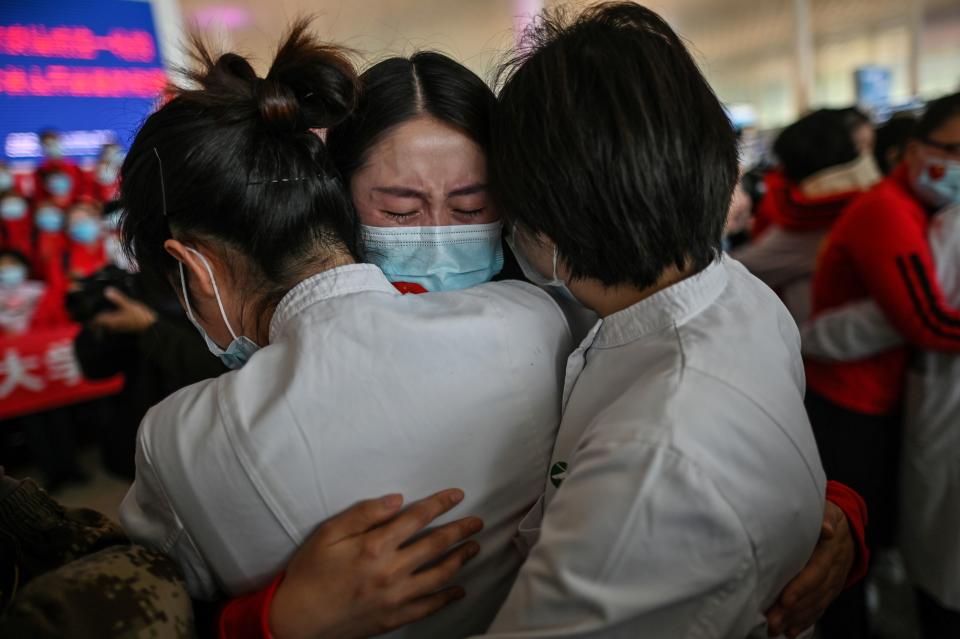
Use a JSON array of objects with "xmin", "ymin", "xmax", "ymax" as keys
[
  {"xmin": 504, "ymin": 225, "xmax": 566, "ymax": 288},
  {"xmin": 178, "ymin": 247, "xmax": 260, "ymax": 369}
]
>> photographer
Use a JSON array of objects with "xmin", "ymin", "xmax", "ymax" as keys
[{"xmin": 73, "ymin": 268, "xmax": 226, "ymax": 479}]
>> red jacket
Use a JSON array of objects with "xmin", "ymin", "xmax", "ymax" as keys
[
  {"xmin": 753, "ymin": 169, "xmax": 861, "ymax": 235},
  {"xmin": 66, "ymin": 241, "xmax": 108, "ymax": 279},
  {"xmin": 34, "ymin": 159, "xmax": 85, "ymax": 202},
  {"xmin": 806, "ymin": 163, "xmax": 960, "ymax": 415},
  {"xmin": 1, "ymin": 217, "xmax": 34, "ymax": 261}
]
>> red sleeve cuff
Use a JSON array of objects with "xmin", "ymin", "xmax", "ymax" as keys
[
  {"xmin": 825, "ymin": 480, "xmax": 870, "ymax": 588},
  {"xmin": 218, "ymin": 572, "xmax": 285, "ymax": 639}
]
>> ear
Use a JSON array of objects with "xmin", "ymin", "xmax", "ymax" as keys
[{"xmin": 164, "ymin": 239, "xmax": 216, "ymax": 298}]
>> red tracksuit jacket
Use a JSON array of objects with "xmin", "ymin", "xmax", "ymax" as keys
[{"xmin": 806, "ymin": 163, "xmax": 960, "ymax": 415}]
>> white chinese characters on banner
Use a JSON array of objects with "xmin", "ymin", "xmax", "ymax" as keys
[
  {"xmin": 0, "ymin": 348, "xmax": 44, "ymax": 398},
  {"xmin": 46, "ymin": 340, "xmax": 82, "ymax": 386}
]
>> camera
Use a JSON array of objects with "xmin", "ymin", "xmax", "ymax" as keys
[{"xmin": 66, "ymin": 265, "xmax": 141, "ymax": 323}]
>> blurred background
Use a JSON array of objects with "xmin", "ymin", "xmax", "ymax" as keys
[{"xmin": 0, "ymin": 2, "xmax": 958, "ymax": 637}]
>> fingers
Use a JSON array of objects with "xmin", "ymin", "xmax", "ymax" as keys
[
  {"xmin": 90, "ymin": 311, "xmax": 122, "ymax": 331},
  {"xmin": 104, "ymin": 287, "xmax": 133, "ymax": 308},
  {"xmin": 382, "ymin": 586, "xmax": 466, "ymax": 633},
  {"xmin": 315, "ymin": 494, "xmax": 405, "ymax": 545},
  {"xmin": 406, "ymin": 541, "xmax": 480, "ymax": 596},
  {"xmin": 399, "ymin": 516, "xmax": 483, "ymax": 572},
  {"xmin": 376, "ymin": 489, "xmax": 466, "ymax": 547}
]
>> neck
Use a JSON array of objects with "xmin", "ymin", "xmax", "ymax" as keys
[
  {"xmin": 569, "ymin": 263, "xmax": 698, "ymax": 318},
  {"xmin": 252, "ymin": 252, "xmax": 357, "ymax": 345}
]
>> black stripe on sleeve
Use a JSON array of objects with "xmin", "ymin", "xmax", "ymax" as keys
[{"xmin": 896, "ymin": 255, "xmax": 960, "ymax": 341}]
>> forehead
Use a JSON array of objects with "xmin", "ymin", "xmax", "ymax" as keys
[
  {"xmin": 929, "ymin": 114, "xmax": 960, "ymax": 142},
  {"xmin": 361, "ymin": 116, "xmax": 486, "ymax": 184}
]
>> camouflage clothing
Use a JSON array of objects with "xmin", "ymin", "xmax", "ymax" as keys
[{"xmin": 0, "ymin": 474, "xmax": 195, "ymax": 638}]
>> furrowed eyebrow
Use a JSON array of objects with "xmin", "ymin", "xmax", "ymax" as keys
[
  {"xmin": 372, "ymin": 186, "xmax": 426, "ymax": 198},
  {"xmin": 447, "ymin": 184, "xmax": 487, "ymax": 197}
]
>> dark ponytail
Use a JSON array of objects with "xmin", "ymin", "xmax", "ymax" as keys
[{"xmin": 119, "ymin": 18, "xmax": 359, "ymax": 297}]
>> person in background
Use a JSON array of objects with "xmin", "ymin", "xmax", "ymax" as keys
[
  {"xmin": 0, "ymin": 191, "xmax": 33, "ymax": 259},
  {"xmin": 0, "ymin": 249, "xmax": 69, "ymax": 335},
  {"xmin": 75, "ymin": 269, "xmax": 227, "ymax": 479},
  {"xmin": 34, "ymin": 130, "xmax": 83, "ymax": 203},
  {"xmin": 0, "ymin": 247, "xmax": 80, "ymax": 494},
  {"xmin": 804, "ymin": 91, "xmax": 960, "ymax": 639},
  {"xmin": 33, "ymin": 199, "xmax": 68, "ymax": 279},
  {"xmin": 64, "ymin": 199, "xmax": 107, "ymax": 279},
  {"xmin": 875, "ymin": 115, "xmax": 918, "ymax": 175},
  {"xmin": 0, "ymin": 161, "xmax": 16, "ymax": 196},
  {"xmin": 734, "ymin": 108, "xmax": 881, "ymax": 326},
  {"xmin": 801, "ymin": 201, "xmax": 960, "ymax": 639},
  {"xmin": 844, "ymin": 106, "xmax": 876, "ymax": 156},
  {"xmin": 90, "ymin": 143, "xmax": 123, "ymax": 203}
]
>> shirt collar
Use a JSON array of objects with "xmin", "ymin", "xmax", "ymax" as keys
[
  {"xmin": 269, "ymin": 263, "xmax": 398, "ymax": 342},
  {"xmin": 592, "ymin": 257, "xmax": 728, "ymax": 349}
]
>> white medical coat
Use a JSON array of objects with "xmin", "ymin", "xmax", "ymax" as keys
[
  {"xmin": 801, "ymin": 204, "xmax": 960, "ymax": 608},
  {"xmin": 484, "ymin": 257, "xmax": 826, "ymax": 638},
  {"xmin": 119, "ymin": 264, "xmax": 572, "ymax": 637}
]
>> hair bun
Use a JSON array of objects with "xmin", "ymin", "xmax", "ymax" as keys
[
  {"xmin": 262, "ymin": 19, "xmax": 359, "ymax": 133},
  {"xmin": 256, "ymin": 77, "xmax": 301, "ymax": 132}
]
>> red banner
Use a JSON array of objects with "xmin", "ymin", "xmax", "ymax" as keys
[{"xmin": 0, "ymin": 324, "xmax": 123, "ymax": 420}]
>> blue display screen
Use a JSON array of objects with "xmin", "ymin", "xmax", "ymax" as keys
[{"xmin": 0, "ymin": 0, "xmax": 166, "ymax": 160}]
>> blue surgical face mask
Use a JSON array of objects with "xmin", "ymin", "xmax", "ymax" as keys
[
  {"xmin": 44, "ymin": 140, "xmax": 64, "ymax": 159},
  {"xmin": 36, "ymin": 207, "xmax": 64, "ymax": 232},
  {"xmin": 179, "ymin": 247, "xmax": 260, "ymax": 369},
  {"xmin": 0, "ymin": 264, "xmax": 27, "ymax": 288},
  {"xmin": 914, "ymin": 156, "xmax": 960, "ymax": 209},
  {"xmin": 504, "ymin": 225, "xmax": 566, "ymax": 288},
  {"xmin": 0, "ymin": 197, "xmax": 28, "ymax": 221},
  {"xmin": 0, "ymin": 170, "xmax": 13, "ymax": 192},
  {"xmin": 361, "ymin": 222, "xmax": 504, "ymax": 292},
  {"xmin": 69, "ymin": 218, "xmax": 101, "ymax": 244},
  {"xmin": 47, "ymin": 173, "xmax": 72, "ymax": 196}
]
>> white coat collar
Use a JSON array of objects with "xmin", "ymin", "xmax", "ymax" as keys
[
  {"xmin": 269, "ymin": 263, "xmax": 398, "ymax": 342},
  {"xmin": 592, "ymin": 257, "xmax": 728, "ymax": 349}
]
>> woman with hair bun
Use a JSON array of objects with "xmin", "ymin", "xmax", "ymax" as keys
[{"xmin": 118, "ymin": 20, "xmax": 570, "ymax": 638}]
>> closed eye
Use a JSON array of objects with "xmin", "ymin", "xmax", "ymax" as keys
[
  {"xmin": 381, "ymin": 210, "xmax": 419, "ymax": 222},
  {"xmin": 454, "ymin": 207, "xmax": 487, "ymax": 216}
]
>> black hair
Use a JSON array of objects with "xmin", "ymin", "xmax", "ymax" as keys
[
  {"xmin": 773, "ymin": 109, "xmax": 861, "ymax": 183},
  {"xmin": 39, "ymin": 130, "xmax": 59, "ymax": 142},
  {"xmin": 0, "ymin": 249, "xmax": 30, "ymax": 269},
  {"xmin": 914, "ymin": 92, "xmax": 960, "ymax": 142},
  {"xmin": 326, "ymin": 51, "xmax": 496, "ymax": 182},
  {"xmin": 491, "ymin": 2, "xmax": 738, "ymax": 289},
  {"xmin": 119, "ymin": 19, "xmax": 359, "ymax": 315},
  {"xmin": 875, "ymin": 115, "xmax": 916, "ymax": 174}
]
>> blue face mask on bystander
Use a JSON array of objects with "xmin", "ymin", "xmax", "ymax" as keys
[{"xmin": 913, "ymin": 156, "xmax": 960, "ymax": 209}]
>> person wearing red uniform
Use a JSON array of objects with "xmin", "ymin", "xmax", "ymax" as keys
[
  {"xmin": 33, "ymin": 130, "xmax": 85, "ymax": 204},
  {"xmin": 89, "ymin": 143, "xmax": 123, "ymax": 204},
  {"xmin": 0, "ymin": 193, "xmax": 34, "ymax": 260},
  {"xmin": 806, "ymin": 92, "xmax": 960, "ymax": 638},
  {"xmin": 734, "ymin": 108, "xmax": 881, "ymax": 326},
  {"xmin": 32, "ymin": 199, "xmax": 68, "ymax": 280},
  {"xmin": 64, "ymin": 199, "xmax": 107, "ymax": 279}
]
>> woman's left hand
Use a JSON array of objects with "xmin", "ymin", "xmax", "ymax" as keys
[{"xmin": 765, "ymin": 501, "xmax": 854, "ymax": 638}]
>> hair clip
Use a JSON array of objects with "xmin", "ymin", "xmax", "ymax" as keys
[{"xmin": 153, "ymin": 147, "xmax": 168, "ymax": 216}]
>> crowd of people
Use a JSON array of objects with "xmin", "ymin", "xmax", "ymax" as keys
[{"xmin": 0, "ymin": 1, "xmax": 959, "ymax": 638}]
